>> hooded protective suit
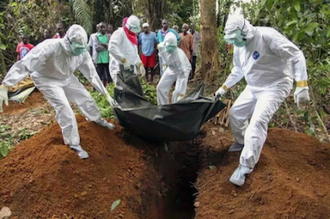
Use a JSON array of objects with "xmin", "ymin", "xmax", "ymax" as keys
[
  {"xmin": 218, "ymin": 16, "xmax": 310, "ymax": 186},
  {"xmin": 157, "ymin": 32, "xmax": 191, "ymax": 105},
  {"xmin": 108, "ymin": 15, "xmax": 143, "ymax": 84},
  {"xmin": 1, "ymin": 24, "xmax": 115, "ymax": 159}
]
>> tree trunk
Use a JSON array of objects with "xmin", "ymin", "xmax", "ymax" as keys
[
  {"xmin": 200, "ymin": 0, "xmax": 220, "ymax": 83},
  {"xmin": 0, "ymin": 50, "xmax": 7, "ymax": 80}
]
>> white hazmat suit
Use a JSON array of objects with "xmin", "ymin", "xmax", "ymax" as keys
[
  {"xmin": 1, "ymin": 25, "xmax": 116, "ymax": 159},
  {"xmin": 108, "ymin": 15, "xmax": 144, "ymax": 84},
  {"xmin": 157, "ymin": 32, "xmax": 191, "ymax": 105},
  {"xmin": 216, "ymin": 16, "xmax": 310, "ymax": 186}
]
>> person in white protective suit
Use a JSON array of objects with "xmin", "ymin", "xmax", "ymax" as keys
[
  {"xmin": 215, "ymin": 15, "xmax": 310, "ymax": 186},
  {"xmin": 0, "ymin": 24, "xmax": 116, "ymax": 159},
  {"xmin": 108, "ymin": 15, "xmax": 145, "ymax": 84},
  {"xmin": 156, "ymin": 32, "xmax": 191, "ymax": 105}
]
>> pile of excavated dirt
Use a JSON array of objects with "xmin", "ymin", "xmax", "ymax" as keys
[
  {"xmin": 0, "ymin": 115, "xmax": 166, "ymax": 219},
  {"xmin": 195, "ymin": 127, "xmax": 330, "ymax": 219},
  {"xmin": 0, "ymin": 114, "xmax": 201, "ymax": 219},
  {"xmin": 2, "ymin": 91, "xmax": 47, "ymax": 115}
]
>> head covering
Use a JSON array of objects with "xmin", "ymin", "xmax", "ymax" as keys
[
  {"xmin": 164, "ymin": 32, "xmax": 177, "ymax": 46},
  {"xmin": 125, "ymin": 15, "xmax": 141, "ymax": 33},
  {"xmin": 123, "ymin": 15, "xmax": 140, "ymax": 45},
  {"xmin": 123, "ymin": 17, "xmax": 128, "ymax": 26},
  {"xmin": 66, "ymin": 24, "xmax": 88, "ymax": 44},
  {"xmin": 224, "ymin": 15, "xmax": 254, "ymax": 40},
  {"xmin": 61, "ymin": 24, "xmax": 88, "ymax": 52},
  {"xmin": 142, "ymin": 23, "xmax": 149, "ymax": 28}
]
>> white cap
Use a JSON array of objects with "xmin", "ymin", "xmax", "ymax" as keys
[{"xmin": 142, "ymin": 23, "xmax": 149, "ymax": 28}]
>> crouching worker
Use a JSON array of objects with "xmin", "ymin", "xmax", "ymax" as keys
[
  {"xmin": 157, "ymin": 32, "xmax": 191, "ymax": 105},
  {"xmin": 0, "ymin": 25, "xmax": 116, "ymax": 159},
  {"xmin": 215, "ymin": 15, "xmax": 310, "ymax": 186}
]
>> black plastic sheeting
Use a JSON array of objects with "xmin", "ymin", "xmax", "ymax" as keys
[{"xmin": 112, "ymin": 67, "xmax": 226, "ymax": 142}]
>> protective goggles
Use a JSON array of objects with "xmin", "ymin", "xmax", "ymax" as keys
[
  {"xmin": 127, "ymin": 24, "xmax": 141, "ymax": 33},
  {"xmin": 67, "ymin": 37, "xmax": 88, "ymax": 56}
]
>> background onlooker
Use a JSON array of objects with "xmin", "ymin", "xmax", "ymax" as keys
[
  {"xmin": 89, "ymin": 23, "xmax": 101, "ymax": 66},
  {"xmin": 172, "ymin": 25, "xmax": 179, "ymax": 33},
  {"xmin": 138, "ymin": 23, "xmax": 157, "ymax": 82},
  {"xmin": 53, "ymin": 22, "xmax": 65, "ymax": 39},
  {"xmin": 16, "ymin": 34, "xmax": 34, "ymax": 61},
  {"xmin": 189, "ymin": 23, "xmax": 200, "ymax": 80},
  {"xmin": 107, "ymin": 24, "xmax": 114, "ymax": 35},
  {"xmin": 43, "ymin": 28, "xmax": 52, "ymax": 40},
  {"xmin": 179, "ymin": 23, "xmax": 193, "ymax": 62},
  {"xmin": 95, "ymin": 22, "xmax": 111, "ymax": 86}
]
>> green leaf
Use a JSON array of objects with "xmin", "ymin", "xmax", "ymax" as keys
[
  {"xmin": 0, "ymin": 145, "xmax": 9, "ymax": 157},
  {"xmin": 70, "ymin": 0, "xmax": 93, "ymax": 34},
  {"xmin": 111, "ymin": 199, "xmax": 121, "ymax": 211},
  {"xmin": 304, "ymin": 22, "xmax": 319, "ymax": 35},
  {"xmin": 266, "ymin": 0, "xmax": 274, "ymax": 10},
  {"xmin": 260, "ymin": 0, "xmax": 267, "ymax": 7},
  {"xmin": 327, "ymin": 28, "xmax": 330, "ymax": 37},
  {"xmin": 293, "ymin": 1, "xmax": 300, "ymax": 12},
  {"xmin": 0, "ymin": 44, "xmax": 6, "ymax": 50},
  {"xmin": 286, "ymin": 20, "xmax": 297, "ymax": 26}
]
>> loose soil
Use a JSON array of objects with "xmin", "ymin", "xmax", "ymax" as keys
[
  {"xmin": 2, "ymin": 91, "xmax": 47, "ymax": 115},
  {"xmin": 0, "ymin": 115, "xmax": 200, "ymax": 219},
  {"xmin": 195, "ymin": 125, "xmax": 330, "ymax": 219},
  {"xmin": 1, "ymin": 87, "xmax": 330, "ymax": 219}
]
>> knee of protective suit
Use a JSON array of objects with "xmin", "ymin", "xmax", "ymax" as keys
[
  {"xmin": 156, "ymin": 83, "xmax": 168, "ymax": 93},
  {"xmin": 229, "ymin": 107, "xmax": 240, "ymax": 119}
]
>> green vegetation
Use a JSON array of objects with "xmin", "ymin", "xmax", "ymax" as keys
[{"xmin": 89, "ymin": 79, "xmax": 157, "ymax": 118}]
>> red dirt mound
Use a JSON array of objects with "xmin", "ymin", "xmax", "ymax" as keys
[
  {"xmin": 0, "ymin": 115, "xmax": 162, "ymax": 219},
  {"xmin": 195, "ymin": 128, "xmax": 330, "ymax": 218},
  {"xmin": 2, "ymin": 91, "xmax": 46, "ymax": 115}
]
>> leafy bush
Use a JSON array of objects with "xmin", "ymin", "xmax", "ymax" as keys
[{"xmin": 89, "ymin": 79, "xmax": 157, "ymax": 118}]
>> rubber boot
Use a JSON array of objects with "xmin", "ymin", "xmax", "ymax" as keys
[
  {"xmin": 70, "ymin": 145, "xmax": 89, "ymax": 159},
  {"xmin": 229, "ymin": 165, "xmax": 253, "ymax": 187},
  {"xmin": 95, "ymin": 118, "xmax": 115, "ymax": 130}
]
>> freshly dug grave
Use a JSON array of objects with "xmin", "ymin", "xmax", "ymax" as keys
[
  {"xmin": 0, "ymin": 114, "xmax": 202, "ymax": 219},
  {"xmin": 195, "ymin": 127, "xmax": 330, "ymax": 219}
]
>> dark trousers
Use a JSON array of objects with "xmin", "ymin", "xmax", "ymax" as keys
[
  {"xmin": 190, "ymin": 55, "xmax": 197, "ymax": 80},
  {"xmin": 96, "ymin": 63, "xmax": 112, "ymax": 82}
]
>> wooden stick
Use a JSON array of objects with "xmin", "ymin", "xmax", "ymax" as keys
[{"xmin": 225, "ymin": 100, "xmax": 232, "ymax": 127}]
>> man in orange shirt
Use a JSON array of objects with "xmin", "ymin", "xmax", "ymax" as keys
[{"xmin": 179, "ymin": 23, "xmax": 193, "ymax": 62}]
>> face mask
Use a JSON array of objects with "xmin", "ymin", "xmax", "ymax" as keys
[
  {"xmin": 224, "ymin": 29, "xmax": 246, "ymax": 47},
  {"xmin": 70, "ymin": 42, "xmax": 88, "ymax": 56},
  {"xmin": 165, "ymin": 45, "xmax": 177, "ymax": 53}
]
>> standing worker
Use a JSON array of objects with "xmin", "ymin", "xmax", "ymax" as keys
[
  {"xmin": 0, "ymin": 25, "xmax": 116, "ymax": 159},
  {"xmin": 108, "ymin": 15, "xmax": 145, "ymax": 84},
  {"xmin": 157, "ymin": 32, "xmax": 191, "ymax": 105},
  {"xmin": 215, "ymin": 15, "xmax": 310, "ymax": 186}
]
